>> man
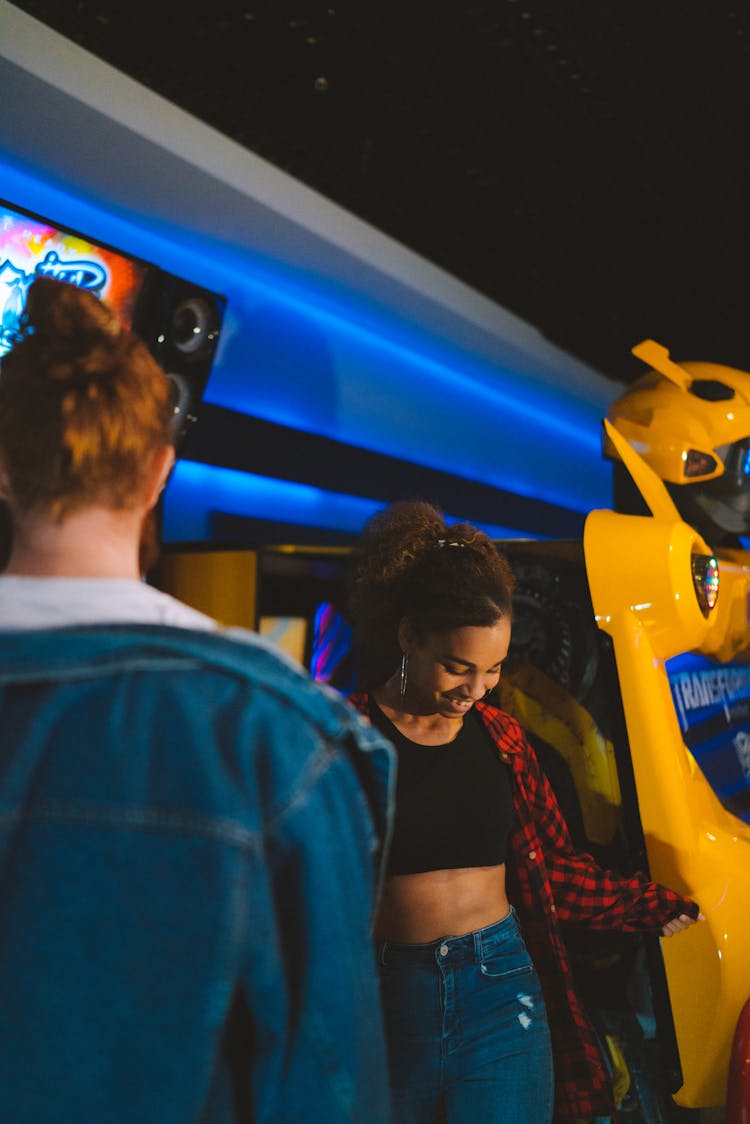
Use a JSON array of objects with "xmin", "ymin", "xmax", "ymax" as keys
[{"xmin": 0, "ymin": 277, "xmax": 394, "ymax": 1122}]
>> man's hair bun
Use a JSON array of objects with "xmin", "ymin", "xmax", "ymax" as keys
[{"xmin": 21, "ymin": 277, "xmax": 118, "ymax": 353}]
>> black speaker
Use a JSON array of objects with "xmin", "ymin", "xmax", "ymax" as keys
[{"xmin": 132, "ymin": 269, "xmax": 226, "ymax": 451}]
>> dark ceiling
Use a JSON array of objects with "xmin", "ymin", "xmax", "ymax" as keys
[{"xmin": 12, "ymin": 0, "xmax": 750, "ymax": 383}]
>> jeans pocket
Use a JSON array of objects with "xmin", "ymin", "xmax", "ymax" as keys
[
  {"xmin": 478, "ymin": 943, "xmax": 536, "ymax": 981},
  {"xmin": 479, "ymin": 960, "xmax": 535, "ymax": 980}
]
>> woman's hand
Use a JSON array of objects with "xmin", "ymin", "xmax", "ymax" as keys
[{"xmin": 661, "ymin": 911, "xmax": 706, "ymax": 937}]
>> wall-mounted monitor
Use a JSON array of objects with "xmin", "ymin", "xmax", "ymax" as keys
[
  {"xmin": 0, "ymin": 197, "xmax": 226, "ymax": 447},
  {"xmin": 0, "ymin": 198, "xmax": 149, "ymax": 355}
]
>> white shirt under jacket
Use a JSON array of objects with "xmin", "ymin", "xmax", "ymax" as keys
[{"xmin": 0, "ymin": 576, "xmax": 217, "ymax": 631}]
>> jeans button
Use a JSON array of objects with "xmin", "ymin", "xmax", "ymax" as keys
[{"xmin": 439, "ymin": 943, "xmax": 449, "ymax": 957}]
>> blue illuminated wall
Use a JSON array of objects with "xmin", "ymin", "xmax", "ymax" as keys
[
  {"xmin": 203, "ymin": 272, "xmax": 608, "ymax": 512},
  {"xmin": 0, "ymin": 5, "xmax": 620, "ymax": 545}
]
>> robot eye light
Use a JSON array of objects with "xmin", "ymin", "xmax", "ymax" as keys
[
  {"xmin": 684, "ymin": 449, "xmax": 718, "ymax": 478},
  {"xmin": 742, "ymin": 448, "xmax": 750, "ymax": 477},
  {"xmin": 691, "ymin": 553, "xmax": 720, "ymax": 616}
]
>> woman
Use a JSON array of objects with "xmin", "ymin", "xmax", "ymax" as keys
[{"xmin": 346, "ymin": 499, "xmax": 702, "ymax": 1123}]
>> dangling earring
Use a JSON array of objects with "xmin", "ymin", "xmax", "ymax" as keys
[{"xmin": 399, "ymin": 653, "xmax": 409, "ymax": 699}]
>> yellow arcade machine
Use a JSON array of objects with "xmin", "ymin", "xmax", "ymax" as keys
[{"xmin": 497, "ymin": 340, "xmax": 750, "ymax": 1121}]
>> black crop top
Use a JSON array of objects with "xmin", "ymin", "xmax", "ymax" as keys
[{"xmin": 369, "ymin": 701, "xmax": 514, "ymax": 876}]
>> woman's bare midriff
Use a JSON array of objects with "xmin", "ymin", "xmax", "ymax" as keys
[{"xmin": 375, "ymin": 863, "xmax": 509, "ymax": 943}]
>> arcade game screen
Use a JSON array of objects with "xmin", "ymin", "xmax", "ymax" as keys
[
  {"xmin": 0, "ymin": 198, "xmax": 149, "ymax": 356},
  {"xmin": 256, "ymin": 546, "xmax": 357, "ymax": 693}
]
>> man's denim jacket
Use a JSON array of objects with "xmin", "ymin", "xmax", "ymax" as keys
[{"xmin": 0, "ymin": 624, "xmax": 395, "ymax": 1123}]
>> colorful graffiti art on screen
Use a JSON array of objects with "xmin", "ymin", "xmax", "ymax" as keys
[{"xmin": 0, "ymin": 200, "xmax": 148, "ymax": 357}]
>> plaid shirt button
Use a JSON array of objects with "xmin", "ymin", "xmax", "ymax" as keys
[{"xmin": 529, "ymin": 850, "xmax": 537, "ymax": 860}]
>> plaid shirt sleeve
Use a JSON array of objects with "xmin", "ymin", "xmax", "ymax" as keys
[
  {"xmin": 476, "ymin": 702, "xmax": 702, "ymax": 1118},
  {"xmin": 500, "ymin": 708, "xmax": 700, "ymax": 930}
]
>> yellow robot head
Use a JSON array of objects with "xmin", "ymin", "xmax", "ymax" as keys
[{"xmin": 604, "ymin": 339, "xmax": 750, "ymax": 545}]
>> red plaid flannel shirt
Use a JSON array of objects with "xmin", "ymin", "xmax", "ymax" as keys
[{"xmin": 350, "ymin": 693, "xmax": 698, "ymax": 1120}]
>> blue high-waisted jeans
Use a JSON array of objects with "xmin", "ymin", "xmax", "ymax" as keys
[{"xmin": 377, "ymin": 908, "xmax": 554, "ymax": 1124}]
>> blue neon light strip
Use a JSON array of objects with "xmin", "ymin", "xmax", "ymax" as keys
[
  {"xmin": 208, "ymin": 274, "xmax": 602, "ymax": 447},
  {"xmin": 0, "ymin": 161, "xmax": 229, "ymax": 299},
  {"xmin": 163, "ymin": 460, "xmax": 534, "ymax": 543}
]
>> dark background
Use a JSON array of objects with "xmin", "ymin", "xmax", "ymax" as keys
[{"xmin": 12, "ymin": 0, "xmax": 750, "ymax": 386}]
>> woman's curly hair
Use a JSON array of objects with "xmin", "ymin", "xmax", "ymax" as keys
[
  {"xmin": 346, "ymin": 499, "xmax": 516, "ymax": 688},
  {"xmin": 0, "ymin": 276, "xmax": 174, "ymax": 522}
]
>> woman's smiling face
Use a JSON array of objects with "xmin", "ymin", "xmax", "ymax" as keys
[{"xmin": 399, "ymin": 618, "xmax": 511, "ymax": 717}]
